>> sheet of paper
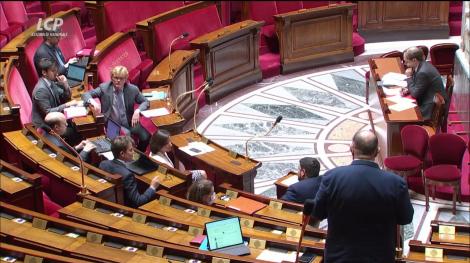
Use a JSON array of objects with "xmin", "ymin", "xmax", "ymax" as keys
[
  {"xmin": 382, "ymin": 72, "xmax": 408, "ymax": 87},
  {"xmin": 389, "ymin": 102, "xmax": 417, "ymax": 112},
  {"xmin": 383, "ymin": 72, "xmax": 408, "ymax": 81},
  {"xmin": 256, "ymin": 249, "xmax": 301, "ymax": 263},
  {"xmin": 143, "ymin": 91, "xmax": 167, "ymax": 101},
  {"xmin": 386, "ymin": 95, "xmax": 416, "ymax": 104},
  {"xmin": 64, "ymin": 106, "xmax": 87, "ymax": 119},
  {"xmin": 179, "ymin": 142, "xmax": 215, "ymax": 156},
  {"xmin": 100, "ymin": 151, "xmax": 114, "ymax": 160},
  {"xmin": 382, "ymin": 87, "xmax": 402, "ymax": 96},
  {"xmin": 141, "ymin": 108, "xmax": 170, "ymax": 118},
  {"xmin": 281, "ymin": 176, "xmax": 299, "ymax": 186}
]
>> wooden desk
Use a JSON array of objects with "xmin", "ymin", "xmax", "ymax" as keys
[
  {"xmin": 170, "ymin": 130, "xmax": 261, "ymax": 192},
  {"xmin": 2, "ymin": 201, "xmax": 298, "ymax": 263},
  {"xmin": 274, "ymin": 3, "xmax": 355, "ymax": 74},
  {"xmin": 190, "ymin": 20, "xmax": 263, "ymax": 104},
  {"xmin": 145, "ymin": 50, "xmax": 200, "ymax": 123},
  {"xmin": 216, "ymin": 183, "xmax": 303, "ymax": 225},
  {"xmin": 368, "ymin": 57, "xmax": 424, "ymax": 165},
  {"xmin": 0, "ymin": 243, "xmax": 90, "ymax": 263},
  {"xmin": 430, "ymin": 220, "xmax": 470, "ymax": 247},
  {"xmin": 358, "ymin": 2, "xmax": 450, "ymax": 42},
  {"xmin": 404, "ymin": 240, "xmax": 470, "ymax": 263},
  {"xmin": 0, "ymin": 160, "xmax": 43, "ymax": 213},
  {"xmin": 274, "ymin": 172, "xmax": 298, "ymax": 199}
]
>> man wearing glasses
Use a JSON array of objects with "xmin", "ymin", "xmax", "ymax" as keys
[{"xmin": 82, "ymin": 66, "xmax": 150, "ymax": 151}]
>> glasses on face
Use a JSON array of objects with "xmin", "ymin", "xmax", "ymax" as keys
[{"xmin": 112, "ymin": 76, "xmax": 126, "ymax": 82}]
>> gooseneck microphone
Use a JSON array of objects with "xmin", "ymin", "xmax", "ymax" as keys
[
  {"xmin": 168, "ymin": 32, "xmax": 190, "ymax": 77},
  {"xmin": 244, "ymin": 115, "xmax": 282, "ymax": 159},
  {"xmin": 193, "ymin": 78, "xmax": 214, "ymax": 136},
  {"xmin": 174, "ymin": 77, "xmax": 213, "ymax": 114},
  {"xmin": 295, "ymin": 199, "xmax": 315, "ymax": 263},
  {"xmin": 47, "ymin": 127, "xmax": 89, "ymax": 195}
]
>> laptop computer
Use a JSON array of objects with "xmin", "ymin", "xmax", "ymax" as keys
[
  {"xmin": 92, "ymin": 119, "xmax": 121, "ymax": 153},
  {"xmin": 66, "ymin": 63, "xmax": 86, "ymax": 87},
  {"xmin": 126, "ymin": 153, "xmax": 159, "ymax": 176},
  {"xmin": 205, "ymin": 217, "xmax": 250, "ymax": 256}
]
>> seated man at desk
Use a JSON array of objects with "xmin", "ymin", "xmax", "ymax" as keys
[
  {"xmin": 281, "ymin": 157, "xmax": 321, "ymax": 204},
  {"xmin": 43, "ymin": 112, "xmax": 96, "ymax": 162},
  {"xmin": 149, "ymin": 129, "xmax": 207, "ymax": 182},
  {"xmin": 82, "ymin": 66, "xmax": 151, "ymax": 152},
  {"xmin": 187, "ymin": 179, "xmax": 215, "ymax": 206},
  {"xmin": 401, "ymin": 46, "xmax": 449, "ymax": 120},
  {"xmin": 33, "ymin": 26, "xmax": 78, "ymax": 76},
  {"xmin": 99, "ymin": 135, "xmax": 160, "ymax": 208},
  {"xmin": 32, "ymin": 58, "xmax": 82, "ymax": 144}
]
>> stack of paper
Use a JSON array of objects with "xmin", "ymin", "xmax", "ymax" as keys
[
  {"xmin": 180, "ymin": 141, "xmax": 215, "ymax": 156},
  {"xmin": 64, "ymin": 106, "xmax": 87, "ymax": 119},
  {"xmin": 256, "ymin": 249, "xmax": 300, "ymax": 262},
  {"xmin": 386, "ymin": 95, "xmax": 417, "ymax": 112},
  {"xmin": 281, "ymin": 176, "xmax": 299, "ymax": 186},
  {"xmin": 382, "ymin": 72, "xmax": 408, "ymax": 87},
  {"xmin": 382, "ymin": 86, "xmax": 402, "ymax": 96},
  {"xmin": 141, "ymin": 108, "xmax": 170, "ymax": 118}
]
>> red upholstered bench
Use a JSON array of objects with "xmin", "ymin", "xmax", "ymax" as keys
[
  {"xmin": 19, "ymin": 36, "xmax": 43, "ymax": 96},
  {"xmin": 6, "ymin": 63, "xmax": 32, "ymax": 126},
  {"xmin": 1, "ymin": 1, "xmax": 45, "ymax": 31},
  {"xmin": 0, "ymin": 4, "xmax": 22, "ymax": 41},
  {"xmin": 58, "ymin": 11, "xmax": 94, "ymax": 60}
]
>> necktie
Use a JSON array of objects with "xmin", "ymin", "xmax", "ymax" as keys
[
  {"xmin": 115, "ymin": 90, "xmax": 128, "ymax": 127},
  {"xmin": 54, "ymin": 48, "xmax": 65, "ymax": 68}
]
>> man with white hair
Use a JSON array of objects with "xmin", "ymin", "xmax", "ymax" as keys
[
  {"xmin": 81, "ymin": 65, "xmax": 150, "ymax": 151},
  {"xmin": 44, "ymin": 112, "xmax": 96, "ymax": 162}
]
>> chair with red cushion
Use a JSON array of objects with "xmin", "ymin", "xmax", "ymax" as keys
[
  {"xmin": 384, "ymin": 125, "xmax": 429, "ymax": 186},
  {"xmin": 0, "ymin": 4, "xmax": 22, "ymax": 41},
  {"xmin": 430, "ymin": 43, "xmax": 459, "ymax": 76},
  {"xmin": 1, "ymin": 1, "xmax": 45, "ymax": 30},
  {"xmin": 7, "ymin": 65, "xmax": 32, "ymax": 126},
  {"xmin": 424, "ymin": 133, "xmax": 467, "ymax": 214},
  {"xmin": 416, "ymin": 45, "xmax": 429, "ymax": 61}
]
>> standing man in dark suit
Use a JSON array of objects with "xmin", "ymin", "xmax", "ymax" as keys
[
  {"xmin": 82, "ymin": 66, "xmax": 151, "ymax": 151},
  {"xmin": 99, "ymin": 136, "xmax": 160, "ymax": 208},
  {"xmin": 33, "ymin": 27, "xmax": 78, "ymax": 76},
  {"xmin": 32, "ymin": 58, "xmax": 81, "ymax": 142},
  {"xmin": 281, "ymin": 157, "xmax": 321, "ymax": 204},
  {"xmin": 401, "ymin": 46, "xmax": 449, "ymax": 120},
  {"xmin": 311, "ymin": 130, "xmax": 414, "ymax": 263}
]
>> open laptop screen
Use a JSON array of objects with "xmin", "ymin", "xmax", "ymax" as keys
[
  {"xmin": 206, "ymin": 217, "xmax": 244, "ymax": 250},
  {"xmin": 67, "ymin": 63, "xmax": 86, "ymax": 81},
  {"xmin": 106, "ymin": 119, "xmax": 120, "ymax": 140}
]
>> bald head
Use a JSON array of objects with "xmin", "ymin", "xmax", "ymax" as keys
[
  {"xmin": 351, "ymin": 130, "xmax": 378, "ymax": 160},
  {"xmin": 404, "ymin": 46, "xmax": 424, "ymax": 62},
  {"xmin": 44, "ymin": 112, "xmax": 67, "ymax": 135}
]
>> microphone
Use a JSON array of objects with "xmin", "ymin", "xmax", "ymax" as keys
[
  {"xmin": 168, "ymin": 32, "xmax": 190, "ymax": 77},
  {"xmin": 193, "ymin": 78, "xmax": 214, "ymax": 137},
  {"xmin": 174, "ymin": 77, "xmax": 213, "ymax": 114},
  {"xmin": 244, "ymin": 115, "xmax": 282, "ymax": 159},
  {"xmin": 47, "ymin": 128, "xmax": 90, "ymax": 195},
  {"xmin": 295, "ymin": 199, "xmax": 315, "ymax": 263}
]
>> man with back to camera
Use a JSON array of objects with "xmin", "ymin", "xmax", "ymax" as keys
[
  {"xmin": 281, "ymin": 157, "xmax": 322, "ymax": 204},
  {"xmin": 311, "ymin": 130, "xmax": 414, "ymax": 262},
  {"xmin": 401, "ymin": 46, "xmax": 449, "ymax": 120},
  {"xmin": 33, "ymin": 26, "xmax": 78, "ymax": 76},
  {"xmin": 31, "ymin": 58, "xmax": 81, "ymax": 143},
  {"xmin": 99, "ymin": 135, "xmax": 160, "ymax": 208},
  {"xmin": 81, "ymin": 65, "xmax": 151, "ymax": 152}
]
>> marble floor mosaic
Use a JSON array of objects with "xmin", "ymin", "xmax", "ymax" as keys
[{"xmin": 195, "ymin": 60, "xmax": 469, "ymax": 254}]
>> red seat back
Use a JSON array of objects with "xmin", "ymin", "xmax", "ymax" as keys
[
  {"xmin": 153, "ymin": 5, "xmax": 222, "ymax": 62},
  {"xmin": 276, "ymin": 1, "xmax": 303, "ymax": 14},
  {"xmin": 429, "ymin": 133, "xmax": 467, "ymax": 168},
  {"xmin": 57, "ymin": 14, "xmax": 86, "ymax": 60},
  {"xmin": 0, "ymin": 4, "xmax": 10, "ymax": 31},
  {"xmin": 97, "ymin": 37, "xmax": 142, "ymax": 83},
  {"xmin": 401, "ymin": 125, "xmax": 429, "ymax": 161},
  {"xmin": 8, "ymin": 66, "xmax": 32, "ymax": 125},
  {"xmin": 22, "ymin": 37, "xmax": 43, "ymax": 96},
  {"xmin": 430, "ymin": 43, "xmax": 459, "ymax": 75},
  {"xmin": 247, "ymin": 1, "xmax": 277, "ymax": 26},
  {"xmin": 1, "ymin": 1, "xmax": 29, "ymax": 26},
  {"xmin": 302, "ymin": 1, "xmax": 332, "ymax": 9}
]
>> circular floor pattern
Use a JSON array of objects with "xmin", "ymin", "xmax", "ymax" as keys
[{"xmin": 198, "ymin": 65, "xmax": 385, "ymax": 197}]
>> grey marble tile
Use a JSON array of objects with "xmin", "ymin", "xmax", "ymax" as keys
[
  {"xmin": 259, "ymin": 186, "xmax": 277, "ymax": 198},
  {"xmin": 331, "ymin": 74, "xmax": 366, "ymax": 97},
  {"xmin": 437, "ymin": 209, "xmax": 470, "ymax": 223},
  {"xmin": 254, "ymin": 161, "xmax": 298, "ymax": 182},
  {"xmin": 217, "ymin": 141, "xmax": 315, "ymax": 159}
]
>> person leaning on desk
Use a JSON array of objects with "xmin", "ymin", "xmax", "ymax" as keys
[{"xmin": 400, "ymin": 46, "xmax": 449, "ymax": 120}]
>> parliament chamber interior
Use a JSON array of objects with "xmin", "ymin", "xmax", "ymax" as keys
[{"xmin": 0, "ymin": 1, "xmax": 469, "ymax": 262}]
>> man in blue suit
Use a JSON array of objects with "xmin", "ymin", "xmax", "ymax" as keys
[
  {"xmin": 99, "ymin": 136, "xmax": 160, "ymax": 208},
  {"xmin": 281, "ymin": 157, "xmax": 321, "ymax": 204},
  {"xmin": 311, "ymin": 130, "xmax": 414, "ymax": 263}
]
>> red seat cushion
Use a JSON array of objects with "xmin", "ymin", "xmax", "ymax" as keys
[
  {"xmin": 259, "ymin": 52, "xmax": 281, "ymax": 78},
  {"xmin": 425, "ymin": 165, "xmax": 461, "ymax": 181},
  {"xmin": 384, "ymin": 155, "xmax": 421, "ymax": 171},
  {"xmin": 352, "ymin": 32, "xmax": 365, "ymax": 56},
  {"xmin": 42, "ymin": 192, "xmax": 62, "ymax": 218},
  {"xmin": 137, "ymin": 58, "xmax": 154, "ymax": 87},
  {"xmin": 0, "ymin": 34, "xmax": 7, "ymax": 48}
]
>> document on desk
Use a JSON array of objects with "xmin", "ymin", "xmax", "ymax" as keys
[
  {"xmin": 64, "ymin": 106, "xmax": 87, "ymax": 119},
  {"xmin": 382, "ymin": 86, "xmax": 402, "ymax": 96},
  {"xmin": 256, "ymin": 249, "xmax": 300, "ymax": 262},
  {"xmin": 180, "ymin": 141, "xmax": 215, "ymax": 156},
  {"xmin": 382, "ymin": 72, "xmax": 408, "ymax": 87},
  {"xmin": 141, "ymin": 108, "xmax": 170, "ymax": 118},
  {"xmin": 386, "ymin": 95, "xmax": 416, "ymax": 104},
  {"xmin": 143, "ymin": 91, "xmax": 167, "ymax": 101},
  {"xmin": 281, "ymin": 176, "xmax": 299, "ymax": 186},
  {"xmin": 389, "ymin": 101, "xmax": 417, "ymax": 112}
]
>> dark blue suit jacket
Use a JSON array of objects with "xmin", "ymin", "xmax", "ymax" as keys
[
  {"xmin": 312, "ymin": 160, "xmax": 414, "ymax": 263},
  {"xmin": 34, "ymin": 42, "xmax": 67, "ymax": 76},
  {"xmin": 281, "ymin": 176, "xmax": 322, "ymax": 204},
  {"xmin": 99, "ymin": 159, "xmax": 156, "ymax": 208}
]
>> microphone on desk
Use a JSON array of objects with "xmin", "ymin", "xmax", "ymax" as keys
[
  {"xmin": 168, "ymin": 32, "xmax": 190, "ymax": 77},
  {"xmin": 175, "ymin": 77, "xmax": 213, "ymax": 114},
  {"xmin": 193, "ymin": 78, "xmax": 214, "ymax": 137},
  {"xmin": 45, "ymin": 126, "xmax": 90, "ymax": 195},
  {"xmin": 244, "ymin": 115, "xmax": 282, "ymax": 159},
  {"xmin": 295, "ymin": 199, "xmax": 315, "ymax": 263}
]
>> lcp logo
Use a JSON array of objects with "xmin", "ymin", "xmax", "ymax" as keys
[{"xmin": 33, "ymin": 18, "xmax": 67, "ymax": 37}]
